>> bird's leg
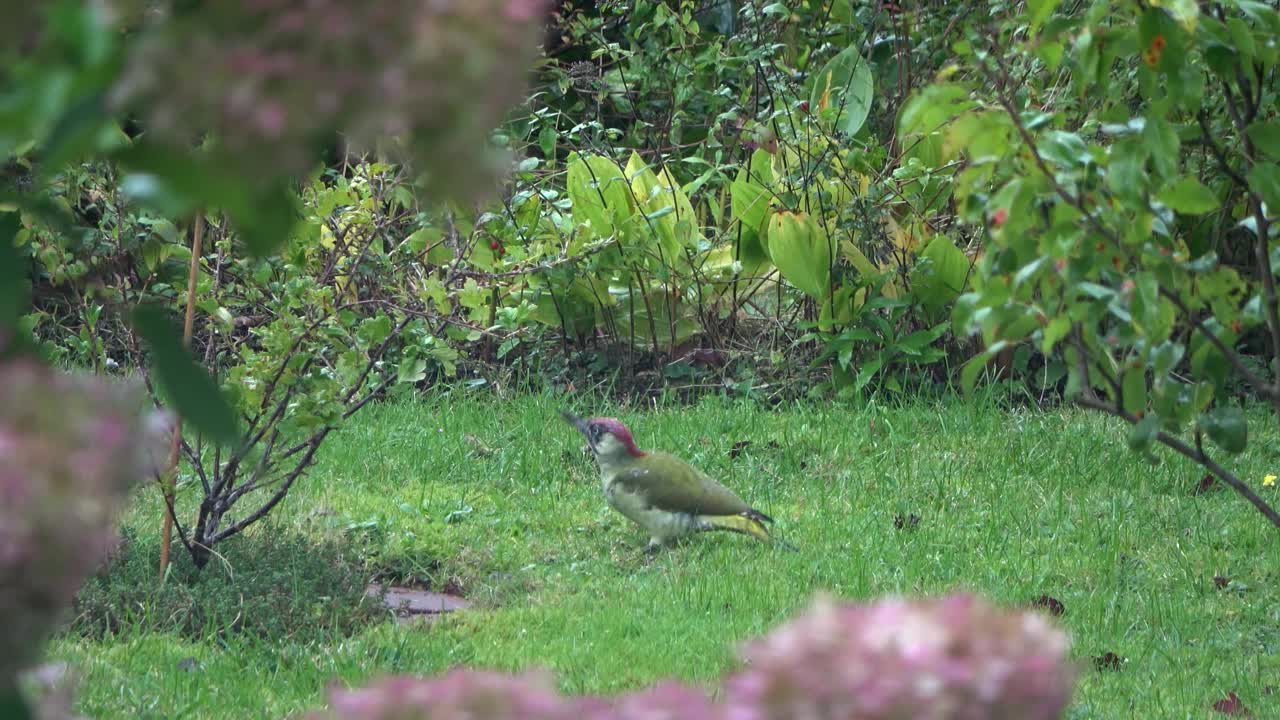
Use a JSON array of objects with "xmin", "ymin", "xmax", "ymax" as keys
[{"xmin": 642, "ymin": 538, "xmax": 668, "ymax": 560}]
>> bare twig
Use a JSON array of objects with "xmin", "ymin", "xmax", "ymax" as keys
[{"xmin": 1076, "ymin": 394, "xmax": 1280, "ymax": 529}]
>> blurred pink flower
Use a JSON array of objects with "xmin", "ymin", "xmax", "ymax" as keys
[
  {"xmin": 723, "ymin": 593, "xmax": 1076, "ymax": 720},
  {"xmin": 110, "ymin": 0, "xmax": 550, "ymax": 200},
  {"xmin": 0, "ymin": 359, "xmax": 169, "ymax": 686},
  {"xmin": 306, "ymin": 669, "xmax": 572, "ymax": 720}
]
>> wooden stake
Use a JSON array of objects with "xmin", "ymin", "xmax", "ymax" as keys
[{"xmin": 159, "ymin": 211, "xmax": 203, "ymax": 579}]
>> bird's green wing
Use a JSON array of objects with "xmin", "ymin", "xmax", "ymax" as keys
[{"xmin": 610, "ymin": 452, "xmax": 752, "ymax": 516}]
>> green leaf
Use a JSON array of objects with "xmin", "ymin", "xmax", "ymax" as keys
[
  {"xmin": 912, "ymin": 234, "xmax": 972, "ymax": 309},
  {"xmin": 1, "ymin": 212, "xmax": 26, "ymax": 332},
  {"xmin": 1157, "ymin": 176, "xmax": 1220, "ymax": 214},
  {"xmin": 496, "ymin": 337, "xmax": 519, "ymax": 359},
  {"xmin": 566, "ymin": 152, "xmax": 635, "ymax": 242},
  {"xmin": 1246, "ymin": 121, "xmax": 1280, "ymax": 160},
  {"xmin": 809, "ymin": 45, "xmax": 875, "ymax": 136},
  {"xmin": 398, "ymin": 357, "xmax": 428, "ymax": 384},
  {"xmin": 853, "ymin": 355, "xmax": 885, "ymax": 391},
  {"xmin": 1038, "ymin": 131, "xmax": 1090, "ymax": 168},
  {"xmin": 1042, "ymin": 316, "xmax": 1071, "ymax": 354},
  {"xmin": 766, "ymin": 211, "xmax": 832, "ymax": 299},
  {"xmin": 898, "ymin": 83, "xmax": 975, "ymax": 137},
  {"xmin": 1159, "ymin": 0, "xmax": 1200, "ymax": 31},
  {"xmin": 731, "ymin": 178, "xmax": 771, "ymax": 233},
  {"xmin": 405, "ymin": 227, "xmax": 453, "ymax": 265},
  {"xmin": 1246, "ymin": 162, "xmax": 1280, "ymax": 211},
  {"xmin": 1127, "ymin": 413, "xmax": 1160, "ymax": 452},
  {"xmin": 1151, "ymin": 341, "xmax": 1185, "ymax": 379},
  {"xmin": 625, "ymin": 151, "xmax": 699, "ymax": 259},
  {"xmin": 1122, "ymin": 365, "xmax": 1147, "ymax": 416},
  {"xmin": 357, "ymin": 315, "xmax": 394, "ymax": 346},
  {"xmin": 960, "ymin": 341, "xmax": 1007, "ymax": 395},
  {"xmin": 1107, "ymin": 139, "xmax": 1148, "ymax": 199},
  {"xmin": 1142, "ymin": 116, "xmax": 1180, "ymax": 181},
  {"xmin": 1200, "ymin": 405, "xmax": 1248, "ymax": 454},
  {"xmin": 132, "ymin": 305, "xmax": 240, "ymax": 446},
  {"xmin": 1026, "ymin": 0, "xmax": 1063, "ymax": 30}
]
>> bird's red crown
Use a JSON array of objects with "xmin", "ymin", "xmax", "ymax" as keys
[{"xmin": 591, "ymin": 417, "xmax": 645, "ymax": 457}]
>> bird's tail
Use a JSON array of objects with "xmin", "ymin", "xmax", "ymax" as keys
[{"xmin": 699, "ymin": 513, "xmax": 772, "ymax": 542}]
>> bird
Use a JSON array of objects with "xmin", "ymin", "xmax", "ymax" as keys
[{"xmin": 561, "ymin": 411, "xmax": 780, "ymax": 552}]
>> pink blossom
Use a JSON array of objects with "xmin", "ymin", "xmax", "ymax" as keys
[
  {"xmin": 307, "ymin": 669, "xmax": 573, "ymax": 720},
  {"xmin": 0, "ymin": 360, "xmax": 168, "ymax": 687},
  {"xmin": 723, "ymin": 593, "xmax": 1076, "ymax": 720},
  {"xmin": 109, "ymin": 0, "xmax": 549, "ymax": 200}
]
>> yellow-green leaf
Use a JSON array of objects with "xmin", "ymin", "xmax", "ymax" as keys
[
  {"xmin": 767, "ymin": 211, "xmax": 832, "ymax": 300},
  {"xmin": 1157, "ymin": 176, "xmax": 1219, "ymax": 215}
]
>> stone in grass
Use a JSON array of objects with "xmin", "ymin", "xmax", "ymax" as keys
[{"xmin": 367, "ymin": 584, "xmax": 470, "ymax": 624}]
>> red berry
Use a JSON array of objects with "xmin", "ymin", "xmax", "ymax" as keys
[
  {"xmin": 490, "ymin": 241, "xmax": 500, "ymax": 250},
  {"xmin": 992, "ymin": 208, "xmax": 1008, "ymax": 227},
  {"xmin": 799, "ymin": 101, "xmax": 809, "ymax": 111}
]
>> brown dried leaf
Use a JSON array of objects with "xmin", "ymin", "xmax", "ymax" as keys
[
  {"xmin": 1193, "ymin": 474, "xmax": 1221, "ymax": 495},
  {"xmin": 1032, "ymin": 594, "xmax": 1065, "ymax": 616},
  {"xmin": 1092, "ymin": 652, "xmax": 1124, "ymax": 672},
  {"xmin": 1212, "ymin": 691, "xmax": 1251, "ymax": 716}
]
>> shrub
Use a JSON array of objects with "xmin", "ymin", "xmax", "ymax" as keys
[{"xmin": 73, "ymin": 525, "xmax": 381, "ymax": 644}]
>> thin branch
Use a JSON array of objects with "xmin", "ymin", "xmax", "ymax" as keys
[
  {"xmin": 210, "ymin": 429, "xmax": 330, "ymax": 544},
  {"xmin": 1076, "ymin": 395, "xmax": 1280, "ymax": 529},
  {"xmin": 1160, "ymin": 287, "xmax": 1279, "ymax": 400}
]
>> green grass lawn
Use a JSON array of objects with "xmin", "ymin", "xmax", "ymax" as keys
[{"xmin": 50, "ymin": 391, "xmax": 1280, "ymax": 719}]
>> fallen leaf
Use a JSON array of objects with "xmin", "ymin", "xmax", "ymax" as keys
[
  {"xmin": 1214, "ymin": 575, "xmax": 1230, "ymax": 590},
  {"xmin": 1193, "ymin": 474, "xmax": 1220, "ymax": 495},
  {"xmin": 1092, "ymin": 652, "xmax": 1124, "ymax": 671},
  {"xmin": 893, "ymin": 513, "xmax": 921, "ymax": 531},
  {"xmin": 729, "ymin": 440, "xmax": 752, "ymax": 459},
  {"xmin": 1032, "ymin": 594, "xmax": 1065, "ymax": 616},
  {"xmin": 1212, "ymin": 692, "xmax": 1251, "ymax": 716},
  {"xmin": 687, "ymin": 348, "xmax": 727, "ymax": 368}
]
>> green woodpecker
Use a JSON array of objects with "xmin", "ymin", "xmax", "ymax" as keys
[{"xmin": 561, "ymin": 411, "xmax": 775, "ymax": 550}]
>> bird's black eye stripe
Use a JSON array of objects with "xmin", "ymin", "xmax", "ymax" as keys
[{"xmin": 588, "ymin": 424, "xmax": 602, "ymax": 441}]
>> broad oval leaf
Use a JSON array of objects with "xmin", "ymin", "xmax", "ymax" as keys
[
  {"xmin": 566, "ymin": 153, "xmax": 636, "ymax": 243},
  {"xmin": 913, "ymin": 234, "xmax": 972, "ymax": 309},
  {"xmin": 625, "ymin": 151, "xmax": 699, "ymax": 260},
  {"xmin": 767, "ymin": 211, "xmax": 832, "ymax": 300},
  {"xmin": 1200, "ymin": 405, "xmax": 1248, "ymax": 454},
  {"xmin": 1157, "ymin": 176, "xmax": 1220, "ymax": 215},
  {"xmin": 809, "ymin": 46, "xmax": 875, "ymax": 136}
]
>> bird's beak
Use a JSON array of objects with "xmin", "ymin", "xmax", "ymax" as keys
[{"xmin": 560, "ymin": 410, "xmax": 589, "ymax": 438}]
